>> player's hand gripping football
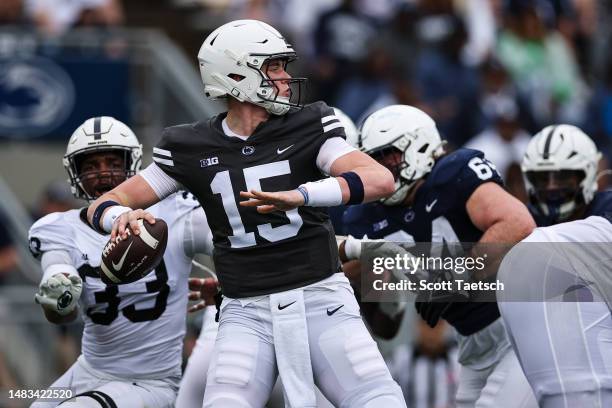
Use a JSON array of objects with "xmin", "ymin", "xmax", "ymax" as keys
[
  {"xmin": 110, "ymin": 209, "xmax": 156, "ymax": 240},
  {"xmin": 239, "ymin": 189, "xmax": 305, "ymax": 213},
  {"xmin": 187, "ymin": 277, "xmax": 220, "ymax": 313},
  {"xmin": 35, "ymin": 273, "xmax": 83, "ymax": 316}
]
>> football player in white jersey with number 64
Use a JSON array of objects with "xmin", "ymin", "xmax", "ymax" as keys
[{"xmin": 28, "ymin": 117, "xmax": 217, "ymax": 408}]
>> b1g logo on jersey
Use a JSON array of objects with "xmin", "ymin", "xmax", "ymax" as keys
[{"xmin": 200, "ymin": 156, "xmax": 219, "ymax": 167}]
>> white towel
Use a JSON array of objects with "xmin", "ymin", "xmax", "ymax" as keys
[{"xmin": 270, "ymin": 289, "xmax": 317, "ymax": 408}]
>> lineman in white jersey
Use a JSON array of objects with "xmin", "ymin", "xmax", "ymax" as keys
[
  {"xmin": 497, "ymin": 125, "xmax": 612, "ymax": 408},
  {"xmin": 28, "ymin": 117, "xmax": 216, "ymax": 408}
]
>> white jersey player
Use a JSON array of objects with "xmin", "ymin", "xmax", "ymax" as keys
[
  {"xmin": 28, "ymin": 117, "xmax": 216, "ymax": 408},
  {"xmin": 498, "ymin": 125, "xmax": 612, "ymax": 407}
]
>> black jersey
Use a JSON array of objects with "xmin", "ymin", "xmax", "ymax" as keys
[{"xmin": 153, "ymin": 102, "xmax": 346, "ymax": 298}]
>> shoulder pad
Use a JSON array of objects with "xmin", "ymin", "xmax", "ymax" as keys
[
  {"xmin": 28, "ymin": 212, "xmax": 74, "ymax": 258},
  {"xmin": 158, "ymin": 122, "xmax": 200, "ymax": 150},
  {"xmin": 428, "ymin": 149, "xmax": 486, "ymax": 187}
]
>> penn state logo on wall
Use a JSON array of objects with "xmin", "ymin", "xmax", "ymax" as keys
[{"xmin": 0, "ymin": 57, "xmax": 75, "ymax": 138}]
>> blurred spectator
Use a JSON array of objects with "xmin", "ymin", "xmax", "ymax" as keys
[
  {"xmin": 585, "ymin": 54, "xmax": 612, "ymax": 162},
  {"xmin": 591, "ymin": 0, "xmax": 612, "ymax": 80},
  {"xmin": 31, "ymin": 180, "xmax": 81, "ymax": 220},
  {"xmin": 334, "ymin": 45, "xmax": 395, "ymax": 122},
  {"xmin": 466, "ymin": 95, "xmax": 531, "ymax": 182},
  {"xmin": 24, "ymin": 0, "xmax": 124, "ymax": 35},
  {"xmin": 0, "ymin": 211, "xmax": 18, "ymax": 286},
  {"xmin": 496, "ymin": 1, "xmax": 588, "ymax": 126},
  {"xmin": 354, "ymin": 0, "xmax": 401, "ymax": 24},
  {"xmin": 414, "ymin": 15, "xmax": 481, "ymax": 148},
  {"xmin": 535, "ymin": 0, "xmax": 598, "ymax": 76},
  {"xmin": 389, "ymin": 320, "xmax": 459, "ymax": 408},
  {"xmin": 0, "ymin": 0, "xmax": 25, "ymax": 25},
  {"xmin": 377, "ymin": 3, "xmax": 421, "ymax": 79},
  {"xmin": 279, "ymin": 0, "xmax": 340, "ymax": 59},
  {"xmin": 477, "ymin": 58, "xmax": 536, "ymax": 130},
  {"xmin": 312, "ymin": 0, "xmax": 378, "ymax": 101},
  {"xmin": 219, "ymin": 0, "xmax": 287, "ymax": 26},
  {"xmin": 460, "ymin": 0, "xmax": 497, "ymax": 66}
]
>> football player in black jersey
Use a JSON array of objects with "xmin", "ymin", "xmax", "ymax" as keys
[
  {"xmin": 87, "ymin": 19, "xmax": 406, "ymax": 408},
  {"xmin": 497, "ymin": 125, "xmax": 612, "ymax": 407},
  {"xmin": 339, "ymin": 105, "xmax": 538, "ymax": 407}
]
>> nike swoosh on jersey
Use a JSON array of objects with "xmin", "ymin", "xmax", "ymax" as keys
[
  {"xmin": 327, "ymin": 305, "xmax": 344, "ymax": 316},
  {"xmin": 425, "ymin": 199, "xmax": 438, "ymax": 213},
  {"xmin": 112, "ymin": 242, "xmax": 133, "ymax": 271},
  {"xmin": 276, "ymin": 144, "xmax": 294, "ymax": 154},
  {"xmin": 278, "ymin": 301, "xmax": 296, "ymax": 310}
]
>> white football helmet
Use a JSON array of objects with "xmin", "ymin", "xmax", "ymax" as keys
[
  {"xmin": 333, "ymin": 107, "xmax": 359, "ymax": 148},
  {"xmin": 63, "ymin": 116, "xmax": 142, "ymax": 201},
  {"xmin": 198, "ymin": 19, "xmax": 305, "ymax": 116},
  {"xmin": 360, "ymin": 105, "xmax": 445, "ymax": 205},
  {"xmin": 522, "ymin": 124, "xmax": 601, "ymax": 222}
]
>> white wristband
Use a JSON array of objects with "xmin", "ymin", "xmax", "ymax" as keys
[
  {"xmin": 102, "ymin": 205, "xmax": 132, "ymax": 233},
  {"xmin": 344, "ymin": 235, "xmax": 362, "ymax": 260},
  {"xmin": 299, "ymin": 178, "xmax": 343, "ymax": 207}
]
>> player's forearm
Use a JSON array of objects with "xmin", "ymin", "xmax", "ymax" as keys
[
  {"xmin": 337, "ymin": 165, "xmax": 395, "ymax": 204},
  {"xmin": 42, "ymin": 307, "xmax": 78, "ymax": 325},
  {"xmin": 472, "ymin": 216, "xmax": 535, "ymax": 281},
  {"xmin": 87, "ymin": 175, "xmax": 160, "ymax": 227},
  {"xmin": 477, "ymin": 214, "xmax": 535, "ymax": 245}
]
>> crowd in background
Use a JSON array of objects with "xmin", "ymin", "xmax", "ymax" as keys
[
  {"xmin": 2, "ymin": 0, "xmax": 612, "ymax": 169},
  {"xmin": 1, "ymin": 0, "xmax": 611, "ymax": 406}
]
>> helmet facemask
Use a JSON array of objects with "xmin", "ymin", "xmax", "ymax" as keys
[
  {"xmin": 521, "ymin": 124, "xmax": 602, "ymax": 224},
  {"xmin": 66, "ymin": 147, "xmax": 140, "ymax": 201},
  {"xmin": 525, "ymin": 169, "xmax": 585, "ymax": 223},
  {"xmin": 367, "ymin": 135, "xmax": 437, "ymax": 206},
  {"xmin": 251, "ymin": 54, "xmax": 306, "ymax": 115}
]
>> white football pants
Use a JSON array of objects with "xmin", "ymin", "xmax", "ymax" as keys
[
  {"xmin": 498, "ymin": 216, "xmax": 612, "ymax": 407},
  {"xmin": 30, "ymin": 355, "xmax": 177, "ymax": 408},
  {"xmin": 175, "ymin": 306, "xmax": 219, "ymax": 408},
  {"xmin": 455, "ymin": 318, "xmax": 538, "ymax": 408},
  {"xmin": 202, "ymin": 273, "xmax": 406, "ymax": 408}
]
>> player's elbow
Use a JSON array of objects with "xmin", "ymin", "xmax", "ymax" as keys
[
  {"xmin": 377, "ymin": 167, "xmax": 396, "ymax": 199},
  {"xmin": 516, "ymin": 214, "xmax": 536, "ymax": 240}
]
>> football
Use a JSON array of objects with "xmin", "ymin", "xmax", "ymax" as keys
[{"xmin": 100, "ymin": 218, "xmax": 168, "ymax": 284}]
